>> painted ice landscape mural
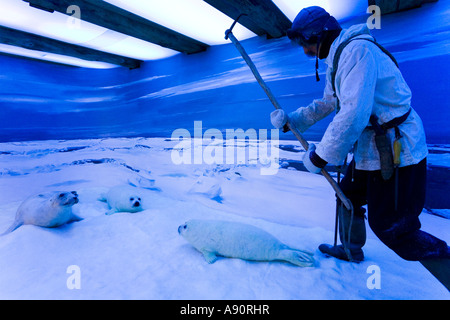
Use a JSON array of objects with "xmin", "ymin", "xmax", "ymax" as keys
[{"xmin": 0, "ymin": 1, "xmax": 449, "ymax": 299}]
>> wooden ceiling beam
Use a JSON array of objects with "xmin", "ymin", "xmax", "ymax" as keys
[
  {"xmin": 203, "ymin": 0, "xmax": 292, "ymax": 38},
  {"xmin": 23, "ymin": 0, "xmax": 209, "ymax": 54},
  {"xmin": 0, "ymin": 25, "xmax": 142, "ymax": 69},
  {"xmin": 368, "ymin": 0, "xmax": 438, "ymax": 15}
]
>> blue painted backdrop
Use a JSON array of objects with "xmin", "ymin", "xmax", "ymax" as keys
[{"xmin": 0, "ymin": 1, "xmax": 449, "ymax": 144}]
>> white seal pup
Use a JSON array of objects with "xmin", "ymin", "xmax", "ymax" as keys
[
  {"xmin": 2, "ymin": 191, "xmax": 82, "ymax": 235},
  {"xmin": 178, "ymin": 219, "xmax": 315, "ymax": 267},
  {"xmin": 99, "ymin": 185, "xmax": 144, "ymax": 215}
]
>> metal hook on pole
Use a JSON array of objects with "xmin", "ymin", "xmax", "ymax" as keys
[{"xmin": 225, "ymin": 13, "xmax": 247, "ymax": 40}]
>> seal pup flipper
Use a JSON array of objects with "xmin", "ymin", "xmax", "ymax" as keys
[
  {"xmin": 278, "ymin": 249, "xmax": 315, "ymax": 267},
  {"xmin": 202, "ymin": 251, "xmax": 218, "ymax": 264},
  {"xmin": 68, "ymin": 214, "xmax": 83, "ymax": 223},
  {"xmin": 105, "ymin": 209, "xmax": 117, "ymax": 216},
  {"xmin": 98, "ymin": 193, "xmax": 113, "ymax": 215},
  {"xmin": 1, "ymin": 220, "xmax": 23, "ymax": 236}
]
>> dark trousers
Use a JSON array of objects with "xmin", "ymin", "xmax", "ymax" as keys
[{"xmin": 339, "ymin": 158, "xmax": 450, "ymax": 261}]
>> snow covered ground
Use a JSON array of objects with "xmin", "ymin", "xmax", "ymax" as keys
[{"xmin": 0, "ymin": 137, "xmax": 448, "ymax": 300}]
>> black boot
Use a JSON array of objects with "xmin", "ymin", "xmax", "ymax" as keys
[{"xmin": 319, "ymin": 204, "xmax": 366, "ymax": 262}]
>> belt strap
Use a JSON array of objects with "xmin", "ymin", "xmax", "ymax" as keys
[
  {"xmin": 380, "ymin": 108, "xmax": 411, "ymax": 131},
  {"xmin": 367, "ymin": 108, "xmax": 411, "ymax": 134}
]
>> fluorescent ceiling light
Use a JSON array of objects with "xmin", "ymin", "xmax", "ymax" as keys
[
  {"xmin": 273, "ymin": 0, "xmax": 332, "ymax": 21},
  {"xmin": 273, "ymin": 0, "xmax": 367, "ymax": 21},
  {"xmin": 104, "ymin": 0, "xmax": 256, "ymax": 45},
  {"xmin": 0, "ymin": 0, "xmax": 178, "ymax": 67},
  {"xmin": 0, "ymin": 43, "xmax": 116, "ymax": 69}
]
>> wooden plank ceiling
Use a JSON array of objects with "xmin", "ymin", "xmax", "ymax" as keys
[{"xmin": 0, "ymin": 0, "xmax": 293, "ymax": 68}]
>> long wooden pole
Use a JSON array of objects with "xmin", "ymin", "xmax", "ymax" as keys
[{"xmin": 226, "ymin": 31, "xmax": 352, "ymax": 211}]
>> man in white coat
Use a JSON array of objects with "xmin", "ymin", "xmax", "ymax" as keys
[{"xmin": 271, "ymin": 6, "xmax": 449, "ymax": 289}]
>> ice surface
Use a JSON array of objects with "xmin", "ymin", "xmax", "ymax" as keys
[{"xmin": 0, "ymin": 138, "xmax": 448, "ymax": 299}]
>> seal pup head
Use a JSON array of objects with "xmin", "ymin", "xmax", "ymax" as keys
[
  {"xmin": 51, "ymin": 191, "xmax": 79, "ymax": 207},
  {"xmin": 127, "ymin": 195, "xmax": 142, "ymax": 212},
  {"xmin": 178, "ymin": 220, "xmax": 198, "ymax": 237},
  {"xmin": 178, "ymin": 223, "xmax": 188, "ymax": 235},
  {"xmin": 177, "ymin": 220, "xmax": 207, "ymax": 245}
]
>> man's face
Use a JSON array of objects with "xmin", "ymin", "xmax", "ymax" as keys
[{"xmin": 303, "ymin": 43, "xmax": 319, "ymax": 58}]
